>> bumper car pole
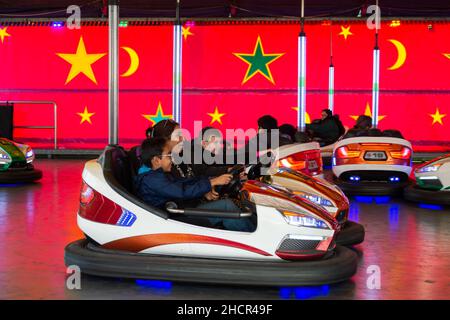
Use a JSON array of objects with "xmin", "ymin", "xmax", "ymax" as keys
[
  {"xmin": 297, "ymin": 0, "xmax": 307, "ymax": 132},
  {"xmin": 108, "ymin": 0, "xmax": 119, "ymax": 146}
]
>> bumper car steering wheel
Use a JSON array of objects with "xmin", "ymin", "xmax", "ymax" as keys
[
  {"xmin": 247, "ymin": 162, "xmax": 263, "ymax": 180},
  {"xmin": 216, "ymin": 165, "xmax": 245, "ymax": 198}
]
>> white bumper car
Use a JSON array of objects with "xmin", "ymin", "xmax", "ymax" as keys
[
  {"xmin": 65, "ymin": 146, "xmax": 357, "ymax": 286},
  {"xmin": 332, "ymin": 131, "xmax": 413, "ymax": 196}
]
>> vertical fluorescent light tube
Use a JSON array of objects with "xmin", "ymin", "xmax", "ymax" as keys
[
  {"xmin": 372, "ymin": 48, "xmax": 380, "ymax": 128},
  {"xmin": 108, "ymin": 0, "xmax": 119, "ymax": 145},
  {"xmin": 172, "ymin": 26, "xmax": 177, "ymax": 122},
  {"xmin": 372, "ymin": 0, "xmax": 380, "ymax": 129},
  {"xmin": 328, "ymin": 65, "xmax": 334, "ymax": 112},
  {"xmin": 172, "ymin": 24, "xmax": 182, "ymax": 125},
  {"xmin": 172, "ymin": 0, "xmax": 182, "ymax": 126},
  {"xmin": 178, "ymin": 24, "xmax": 182, "ymax": 126},
  {"xmin": 298, "ymin": 34, "xmax": 306, "ymax": 131}
]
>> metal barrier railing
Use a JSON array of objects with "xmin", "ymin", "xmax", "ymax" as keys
[{"xmin": 0, "ymin": 100, "xmax": 58, "ymax": 150}]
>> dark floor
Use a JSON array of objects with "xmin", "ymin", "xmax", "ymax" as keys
[{"xmin": 1, "ymin": 159, "xmax": 449, "ymax": 300}]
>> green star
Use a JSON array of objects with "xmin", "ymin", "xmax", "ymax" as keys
[
  {"xmin": 234, "ymin": 36, "xmax": 284, "ymax": 85},
  {"xmin": 142, "ymin": 102, "xmax": 173, "ymax": 125}
]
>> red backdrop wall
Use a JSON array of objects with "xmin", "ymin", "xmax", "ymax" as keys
[{"xmin": 0, "ymin": 20, "xmax": 449, "ymax": 151}]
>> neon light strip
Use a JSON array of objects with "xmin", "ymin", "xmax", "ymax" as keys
[
  {"xmin": 172, "ymin": 24, "xmax": 182, "ymax": 125},
  {"xmin": 372, "ymin": 48, "xmax": 380, "ymax": 128},
  {"xmin": 298, "ymin": 35, "xmax": 307, "ymax": 131},
  {"xmin": 328, "ymin": 65, "xmax": 334, "ymax": 112}
]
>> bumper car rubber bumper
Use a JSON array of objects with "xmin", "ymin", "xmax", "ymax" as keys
[
  {"xmin": 335, "ymin": 221, "xmax": 365, "ymax": 246},
  {"xmin": 404, "ymin": 185, "xmax": 450, "ymax": 206},
  {"xmin": 0, "ymin": 169, "xmax": 43, "ymax": 183},
  {"xmin": 65, "ymin": 239, "xmax": 358, "ymax": 286},
  {"xmin": 334, "ymin": 179, "xmax": 409, "ymax": 196}
]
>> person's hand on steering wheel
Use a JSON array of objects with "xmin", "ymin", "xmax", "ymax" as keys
[
  {"xmin": 204, "ymin": 190, "xmax": 220, "ymax": 201},
  {"xmin": 210, "ymin": 174, "xmax": 233, "ymax": 187}
]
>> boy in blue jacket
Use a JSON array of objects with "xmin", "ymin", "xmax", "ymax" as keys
[{"xmin": 134, "ymin": 137, "xmax": 254, "ymax": 232}]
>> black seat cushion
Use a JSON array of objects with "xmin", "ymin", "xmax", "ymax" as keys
[
  {"xmin": 128, "ymin": 145, "xmax": 142, "ymax": 176},
  {"xmin": 343, "ymin": 128, "xmax": 384, "ymax": 139},
  {"xmin": 109, "ymin": 147, "xmax": 133, "ymax": 193},
  {"xmin": 343, "ymin": 128, "xmax": 405, "ymax": 140},
  {"xmin": 343, "ymin": 129, "xmax": 358, "ymax": 139},
  {"xmin": 294, "ymin": 131, "xmax": 312, "ymax": 143},
  {"xmin": 383, "ymin": 129, "xmax": 404, "ymax": 138},
  {"xmin": 103, "ymin": 146, "xmax": 169, "ymax": 219},
  {"xmin": 367, "ymin": 128, "xmax": 383, "ymax": 137}
]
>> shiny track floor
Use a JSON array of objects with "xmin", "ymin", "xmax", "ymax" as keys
[{"xmin": 1, "ymin": 159, "xmax": 449, "ymax": 300}]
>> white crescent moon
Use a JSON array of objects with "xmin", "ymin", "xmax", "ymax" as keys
[
  {"xmin": 388, "ymin": 39, "xmax": 407, "ymax": 71},
  {"xmin": 121, "ymin": 46, "xmax": 139, "ymax": 77}
]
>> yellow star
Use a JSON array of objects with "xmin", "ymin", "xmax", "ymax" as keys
[
  {"xmin": 207, "ymin": 106, "xmax": 226, "ymax": 125},
  {"xmin": 57, "ymin": 37, "xmax": 106, "ymax": 85},
  {"xmin": 142, "ymin": 102, "xmax": 173, "ymax": 126},
  {"xmin": 444, "ymin": 53, "xmax": 450, "ymax": 60},
  {"xmin": 430, "ymin": 108, "xmax": 446, "ymax": 125},
  {"xmin": 0, "ymin": 27, "xmax": 11, "ymax": 43},
  {"xmin": 182, "ymin": 26, "xmax": 194, "ymax": 41},
  {"xmin": 77, "ymin": 106, "xmax": 95, "ymax": 124},
  {"xmin": 339, "ymin": 26, "xmax": 353, "ymax": 40},
  {"xmin": 350, "ymin": 102, "xmax": 385, "ymax": 122},
  {"xmin": 291, "ymin": 107, "xmax": 311, "ymax": 124},
  {"xmin": 389, "ymin": 20, "xmax": 401, "ymax": 28}
]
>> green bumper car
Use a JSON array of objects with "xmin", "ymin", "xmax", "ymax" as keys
[{"xmin": 0, "ymin": 138, "xmax": 42, "ymax": 183}]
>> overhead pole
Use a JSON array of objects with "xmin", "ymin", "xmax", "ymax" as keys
[
  {"xmin": 108, "ymin": 0, "xmax": 119, "ymax": 145},
  {"xmin": 297, "ymin": 0, "xmax": 307, "ymax": 131},
  {"xmin": 172, "ymin": 0, "xmax": 182, "ymax": 125},
  {"xmin": 328, "ymin": 21, "xmax": 335, "ymax": 112},
  {"xmin": 371, "ymin": 0, "xmax": 381, "ymax": 128}
]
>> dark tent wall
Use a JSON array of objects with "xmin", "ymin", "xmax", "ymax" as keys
[{"xmin": 1, "ymin": 1, "xmax": 450, "ymax": 18}]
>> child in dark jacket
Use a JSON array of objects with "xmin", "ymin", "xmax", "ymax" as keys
[{"xmin": 134, "ymin": 137, "xmax": 254, "ymax": 232}]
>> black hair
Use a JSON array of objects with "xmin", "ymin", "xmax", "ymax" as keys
[
  {"xmin": 145, "ymin": 126, "xmax": 153, "ymax": 138},
  {"xmin": 279, "ymin": 124, "xmax": 297, "ymax": 141},
  {"xmin": 140, "ymin": 137, "xmax": 168, "ymax": 168},
  {"xmin": 322, "ymin": 109, "xmax": 332, "ymax": 118},
  {"xmin": 354, "ymin": 115, "xmax": 373, "ymax": 130},
  {"xmin": 257, "ymin": 115, "xmax": 278, "ymax": 130},
  {"xmin": 145, "ymin": 119, "xmax": 179, "ymax": 139},
  {"xmin": 200, "ymin": 126, "xmax": 222, "ymax": 141}
]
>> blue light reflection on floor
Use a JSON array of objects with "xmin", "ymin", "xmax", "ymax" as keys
[
  {"xmin": 389, "ymin": 204, "xmax": 400, "ymax": 228},
  {"xmin": 0, "ymin": 183, "xmax": 26, "ymax": 188},
  {"xmin": 349, "ymin": 202, "xmax": 359, "ymax": 222},
  {"xmin": 354, "ymin": 196, "xmax": 373, "ymax": 204},
  {"xmin": 353, "ymin": 196, "xmax": 392, "ymax": 205},
  {"xmin": 419, "ymin": 203, "xmax": 444, "ymax": 211},
  {"xmin": 375, "ymin": 196, "xmax": 391, "ymax": 204},
  {"xmin": 135, "ymin": 280, "xmax": 172, "ymax": 295},
  {"xmin": 279, "ymin": 285, "xmax": 330, "ymax": 300}
]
